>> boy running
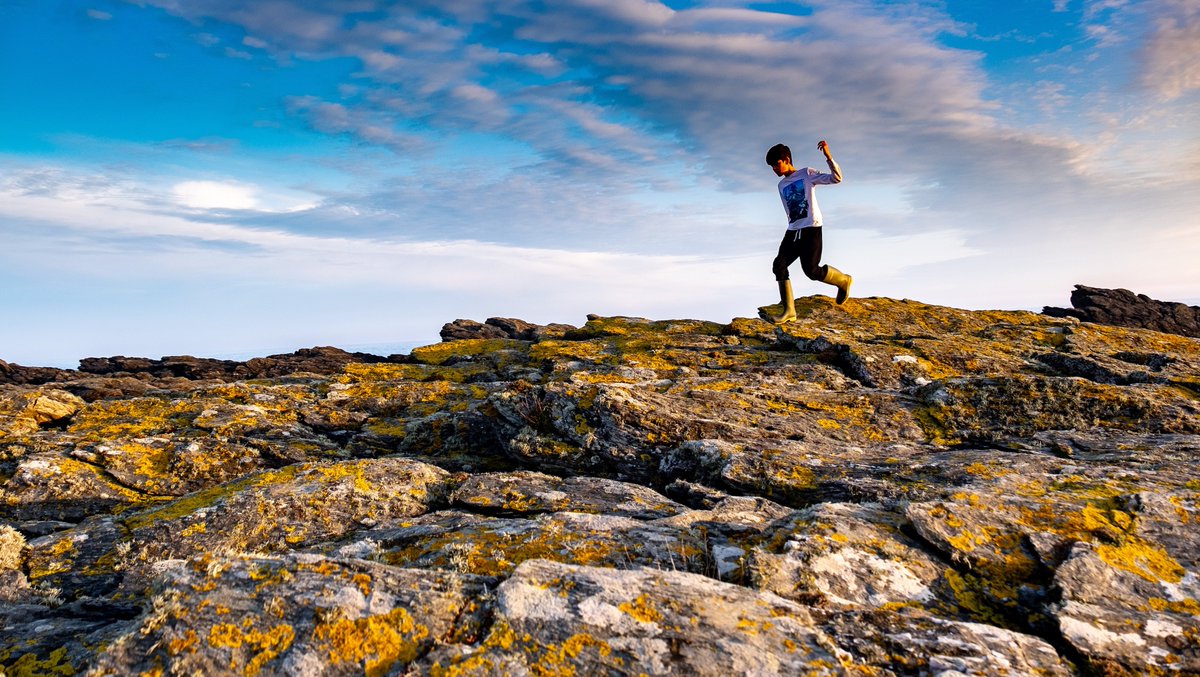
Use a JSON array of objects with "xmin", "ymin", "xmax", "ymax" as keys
[{"xmin": 764, "ymin": 139, "xmax": 852, "ymax": 323}]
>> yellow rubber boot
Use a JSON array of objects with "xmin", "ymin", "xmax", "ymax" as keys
[
  {"xmin": 822, "ymin": 266, "xmax": 853, "ymax": 305},
  {"xmin": 771, "ymin": 279, "xmax": 797, "ymax": 324}
]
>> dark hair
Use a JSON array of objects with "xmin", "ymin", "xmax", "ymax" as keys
[{"xmin": 765, "ymin": 143, "xmax": 791, "ymax": 166}]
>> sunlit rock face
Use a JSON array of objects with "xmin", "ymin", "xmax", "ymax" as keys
[
  {"xmin": 2, "ymin": 294, "xmax": 1198, "ymax": 676},
  {"xmin": 1044, "ymin": 284, "xmax": 1200, "ymax": 339}
]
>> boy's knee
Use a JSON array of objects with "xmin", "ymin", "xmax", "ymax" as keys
[{"xmin": 772, "ymin": 258, "xmax": 789, "ymax": 281}]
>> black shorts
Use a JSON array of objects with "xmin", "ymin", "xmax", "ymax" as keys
[{"xmin": 772, "ymin": 227, "xmax": 825, "ymax": 282}]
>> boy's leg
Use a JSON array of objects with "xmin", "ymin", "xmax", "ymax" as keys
[
  {"xmin": 798, "ymin": 227, "xmax": 825, "ymax": 281},
  {"xmin": 798, "ymin": 228, "xmax": 852, "ymax": 305},
  {"xmin": 822, "ymin": 266, "xmax": 853, "ymax": 305},
  {"xmin": 770, "ymin": 231, "xmax": 803, "ymax": 323}
]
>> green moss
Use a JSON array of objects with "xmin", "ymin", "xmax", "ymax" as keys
[
  {"xmin": 2, "ymin": 647, "xmax": 76, "ymax": 676},
  {"xmin": 340, "ymin": 362, "xmax": 495, "ymax": 385},
  {"xmin": 410, "ymin": 339, "xmax": 528, "ymax": 366},
  {"xmin": 121, "ymin": 463, "xmax": 305, "ymax": 532}
]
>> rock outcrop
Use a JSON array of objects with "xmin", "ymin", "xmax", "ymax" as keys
[
  {"xmin": 440, "ymin": 316, "xmax": 577, "ymax": 342},
  {"xmin": 2, "ymin": 296, "xmax": 1198, "ymax": 675},
  {"xmin": 1044, "ymin": 284, "xmax": 1200, "ymax": 338},
  {"xmin": 0, "ymin": 346, "xmax": 401, "ymax": 392}
]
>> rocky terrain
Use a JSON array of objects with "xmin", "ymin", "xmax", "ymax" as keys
[
  {"xmin": 1, "ymin": 293, "xmax": 1198, "ymax": 676},
  {"xmin": 1044, "ymin": 285, "xmax": 1200, "ymax": 339}
]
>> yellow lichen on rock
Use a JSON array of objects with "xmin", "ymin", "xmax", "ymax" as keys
[
  {"xmin": 618, "ymin": 594, "xmax": 663, "ymax": 624},
  {"xmin": 1096, "ymin": 539, "xmax": 1186, "ymax": 584},
  {"xmin": 411, "ymin": 339, "xmax": 529, "ymax": 366},
  {"xmin": 2, "ymin": 646, "xmax": 77, "ymax": 677},
  {"xmin": 206, "ymin": 620, "xmax": 295, "ymax": 676},
  {"xmin": 313, "ymin": 608, "xmax": 429, "ymax": 677}
]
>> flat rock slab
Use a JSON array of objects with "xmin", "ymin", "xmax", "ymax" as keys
[
  {"xmin": 420, "ymin": 559, "xmax": 853, "ymax": 676},
  {"xmin": 91, "ymin": 553, "xmax": 494, "ymax": 677},
  {"xmin": 335, "ymin": 510, "xmax": 708, "ymax": 577},
  {"xmin": 418, "ymin": 559, "xmax": 1073, "ymax": 676},
  {"xmin": 816, "ymin": 608, "xmax": 1073, "ymax": 676},
  {"xmin": 751, "ymin": 502, "xmax": 946, "ymax": 610},
  {"xmin": 1053, "ymin": 542, "xmax": 1200, "ymax": 674},
  {"xmin": 23, "ymin": 457, "xmax": 453, "ymax": 598},
  {"xmin": 450, "ymin": 470, "xmax": 688, "ymax": 519}
]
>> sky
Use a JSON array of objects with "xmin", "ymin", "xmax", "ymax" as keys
[{"xmin": 1, "ymin": 0, "xmax": 1198, "ymax": 367}]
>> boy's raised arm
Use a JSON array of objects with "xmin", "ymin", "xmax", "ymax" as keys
[{"xmin": 818, "ymin": 140, "xmax": 842, "ymax": 183}]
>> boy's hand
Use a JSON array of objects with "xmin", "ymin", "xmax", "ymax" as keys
[{"xmin": 817, "ymin": 140, "xmax": 832, "ymax": 157}]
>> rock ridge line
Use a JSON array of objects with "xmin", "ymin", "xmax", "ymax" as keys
[{"xmin": 1, "ymin": 294, "xmax": 1198, "ymax": 675}]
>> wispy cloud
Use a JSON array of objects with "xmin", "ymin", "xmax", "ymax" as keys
[
  {"xmin": 1136, "ymin": 0, "xmax": 1200, "ymax": 100},
  {"xmin": 4, "ymin": 0, "xmax": 1198, "ymax": 365}
]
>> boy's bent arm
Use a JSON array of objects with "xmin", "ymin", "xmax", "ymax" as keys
[{"xmin": 818, "ymin": 139, "xmax": 842, "ymax": 183}]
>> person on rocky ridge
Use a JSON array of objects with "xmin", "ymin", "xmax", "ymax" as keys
[{"xmin": 763, "ymin": 139, "xmax": 852, "ymax": 323}]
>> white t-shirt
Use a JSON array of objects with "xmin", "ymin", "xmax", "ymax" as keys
[{"xmin": 778, "ymin": 167, "xmax": 838, "ymax": 230}]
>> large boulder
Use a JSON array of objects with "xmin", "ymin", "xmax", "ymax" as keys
[{"xmin": 1044, "ymin": 284, "xmax": 1200, "ymax": 338}]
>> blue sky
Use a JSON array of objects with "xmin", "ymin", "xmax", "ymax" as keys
[{"xmin": 2, "ymin": 0, "xmax": 1198, "ymax": 367}]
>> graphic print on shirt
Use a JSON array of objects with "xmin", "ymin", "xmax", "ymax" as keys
[{"xmin": 782, "ymin": 180, "xmax": 808, "ymax": 224}]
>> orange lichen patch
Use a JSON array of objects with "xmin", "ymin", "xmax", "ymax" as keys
[
  {"xmin": 526, "ymin": 633, "xmax": 614, "ymax": 677},
  {"xmin": 298, "ymin": 560, "xmax": 342, "ymax": 576},
  {"xmin": 797, "ymin": 398, "xmax": 892, "ymax": 442},
  {"xmin": 362, "ymin": 418, "xmax": 410, "ymax": 439},
  {"xmin": 167, "ymin": 629, "xmax": 200, "ymax": 655},
  {"xmin": 1016, "ymin": 499, "xmax": 1132, "ymax": 543},
  {"xmin": 530, "ymin": 340, "xmax": 611, "ymax": 365},
  {"xmin": 341, "ymin": 361, "xmax": 497, "ymax": 385},
  {"xmin": 14, "ymin": 455, "xmax": 147, "ymax": 506},
  {"xmin": 181, "ymin": 522, "xmax": 207, "ymax": 537},
  {"xmin": 121, "ymin": 463, "xmax": 305, "ymax": 532},
  {"xmin": 410, "ymin": 339, "xmax": 529, "ymax": 366},
  {"xmin": 381, "ymin": 519, "xmax": 704, "ymax": 577},
  {"xmin": 688, "ymin": 381, "xmax": 741, "ymax": 393},
  {"xmin": 1069, "ymin": 322, "xmax": 1200, "ymax": 362},
  {"xmin": 332, "ymin": 378, "xmax": 456, "ymax": 415},
  {"xmin": 1148, "ymin": 598, "xmax": 1200, "ymax": 615},
  {"xmin": 618, "ymin": 595, "xmax": 663, "ymax": 624},
  {"xmin": 340, "ymin": 363, "xmax": 431, "ymax": 382},
  {"xmin": 429, "ymin": 619, "xmax": 529, "ymax": 677},
  {"xmin": 964, "ymin": 462, "xmax": 1012, "ymax": 481},
  {"xmin": 1, "ymin": 647, "xmax": 77, "ymax": 677},
  {"xmin": 207, "ymin": 621, "xmax": 295, "ymax": 676},
  {"xmin": 571, "ymin": 373, "xmax": 638, "ymax": 385},
  {"xmin": 313, "ymin": 464, "xmax": 374, "ymax": 493},
  {"xmin": 100, "ymin": 439, "xmax": 174, "ymax": 489},
  {"xmin": 313, "ymin": 608, "xmax": 429, "ymax": 677},
  {"xmin": 773, "ymin": 466, "xmax": 817, "ymax": 491},
  {"xmin": 1096, "ymin": 539, "xmax": 1185, "ymax": 584},
  {"xmin": 352, "ymin": 573, "xmax": 373, "ymax": 598},
  {"xmin": 1166, "ymin": 494, "xmax": 1198, "ymax": 524},
  {"xmin": 68, "ymin": 397, "xmax": 204, "ymax": 441},
  {"xmin": 201, "ymin": 382, "xmax": 317, "ymax": 408}
]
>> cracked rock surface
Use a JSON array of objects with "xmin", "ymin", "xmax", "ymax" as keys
[{"xmin": 2, "ymin": 295, "xmax": 1198, "ymax": 675}]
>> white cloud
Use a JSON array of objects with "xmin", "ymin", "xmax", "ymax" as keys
[
  {"xmin": 1137, "ymin": 0, "xmax": 1200, "ymax": 100},
  {"xmin": 8, "ymin": 0, "xmax": 1192, "ymax": 362},
  {"xmin": 173, "ymin": 181, "xmax": 260, "ymax": 210}
]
